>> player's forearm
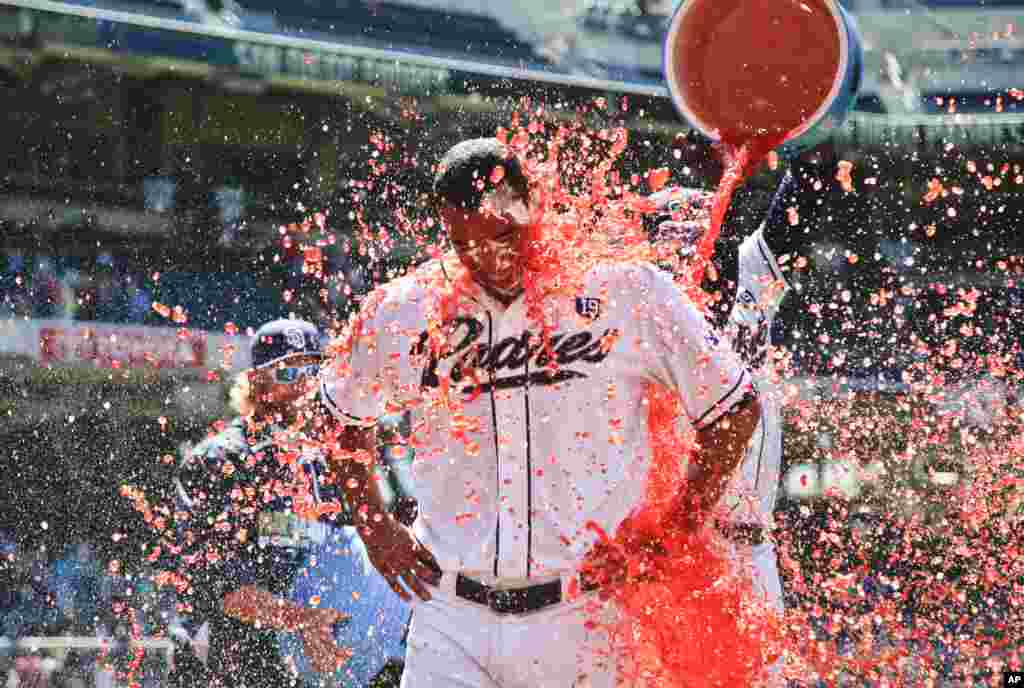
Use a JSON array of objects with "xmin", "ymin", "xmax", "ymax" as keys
[
  {"xmin": 222, "ymin": 585, "xmax": 311, "ymax": 632},
  {"xmin": 322, "ymin": 422, "xmax": 394, "ymax": 539},
  {"xmin": 670, "ymin": 394, "xmax": 761, "ymax": 522},
  {"xmin": 760, "ymin": 156, "xmax": 836, "ymax": 258}
]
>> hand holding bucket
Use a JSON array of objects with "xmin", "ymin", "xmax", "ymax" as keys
[{"xmin": 663, "ymin": 0, "xmax": 863, "ymax": 155}]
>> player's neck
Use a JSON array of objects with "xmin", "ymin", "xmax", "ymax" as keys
[{"xmin": 476, "ymin": 280, "xmax": 523, "ymax": 307}]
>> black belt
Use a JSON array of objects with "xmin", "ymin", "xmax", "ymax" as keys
[
  {"xmin": 455, "ymin": 574, "xmax": 599, "ymax": 615},
  {"xmin": 716, "ymin": 521, "xmax": 767, "ymax": 546}
]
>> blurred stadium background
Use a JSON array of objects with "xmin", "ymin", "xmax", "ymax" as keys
[{"xmin": 0, "ymin": 0, "xmax": 1022, "ymax": 685}]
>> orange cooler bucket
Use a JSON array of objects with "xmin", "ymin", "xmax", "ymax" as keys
[{"xmin": 663, "ymin": 0, "xmax": 863, "ymax": 154}]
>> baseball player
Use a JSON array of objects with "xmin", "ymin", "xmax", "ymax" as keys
[
  {"xmin": 649, "ymin": 155, "xmax": 842, "ymax": 685},
  {"xmin": 167, "ymin": 319, "xmax": 351, "ymax": 688},
  {"xmin": 316, "ymin": 137, "xmax": 762, "ymax": 687}
]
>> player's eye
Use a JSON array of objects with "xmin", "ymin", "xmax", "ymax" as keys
[
  {"xmin": 491, "ymin": 227, "xmax": 520, "ymax": 246},
  {"xmin": 274, "ymin": 364, "xmax": 320, "ymax": 384}
]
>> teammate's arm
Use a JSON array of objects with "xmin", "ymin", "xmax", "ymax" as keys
[
  {"xmin": 697, "ymin": 148, "xmax": 839, "ymax": 328},
  {"xmin": 174, "ymin": 443, "xmax": 350, "ymax": 674},
  {"xmin": 221, "ymin": 586, "xmax": 350, "ymax": 673},
  {"xmin": 759, "ymin": 148, "xmax": 841, "ymax": 260}
]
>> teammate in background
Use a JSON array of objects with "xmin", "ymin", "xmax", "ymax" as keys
[
  {"xmin": 283, "ymin": 415, "xmax": 414, "ymax": 688},
  {"xmin": 316, "ymin": 137, "xmax": 761, "ymax": 687},
  {"xmin": 168, "ymin": 319, "xmax": 351, "ymax": 688},
  {"xmin": 648, "ymin": 151, "xmax": 843, "ymax": 686}
]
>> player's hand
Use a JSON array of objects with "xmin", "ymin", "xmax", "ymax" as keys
[
  {"xmin": 297, "ymin": 607, "xmax": 352, "ymax": 675},
  {"xmin": 361, "ymin": 516, "xmax": 442, "ymax": 602},
  {"xmin": 580, "ymin": 515, "xmax": 668, "ymax": 596},
  {"xmin": 660, "ymin": 491, "xmax": 709, "ymax": 536}
]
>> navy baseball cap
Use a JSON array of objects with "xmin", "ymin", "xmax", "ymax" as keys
[{"xmin": 250, "ymin": 319, "xmax": 323, "ymax": 369}]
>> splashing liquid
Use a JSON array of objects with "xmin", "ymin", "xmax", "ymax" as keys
[
  {"xmin": 338, "ymin": 114, "xmax": 789, "ymax": 685},
  {"xmin": 520, "ymin": 6, "xmax": 847, "ymax": 672},
  {"xmin": 123, "ymin": 102, "xmax": 1024, "ymax": 686},
  {"xmin": 502, "ymin": 119, "xmax": 786, "ymax": 684},
  {"xmin": 687, "ymin": 137, "xmax": 784, "ymax": 303}
]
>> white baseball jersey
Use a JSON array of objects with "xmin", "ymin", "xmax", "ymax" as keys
[
  {"xmin": 321, "ymin": 259, "xmax": 750, "ymax": 581},
  {"xmin": 720, "ymin": 227, "xmax": 791, "ymax": 529}
]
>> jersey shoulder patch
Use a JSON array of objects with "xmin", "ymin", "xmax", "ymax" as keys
[{"xmin": 575, "ymin": 296, "xmax": 602, "ymax": 320}]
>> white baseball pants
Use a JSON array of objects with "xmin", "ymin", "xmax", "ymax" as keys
[{"xmin": 400, "ymin": 573, "xmax": 624, "ymax": 688}]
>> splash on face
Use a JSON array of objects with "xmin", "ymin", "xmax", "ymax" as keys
[{"xmin": 442, "ymin": 184, "xmax": 530, "ymax": 299}]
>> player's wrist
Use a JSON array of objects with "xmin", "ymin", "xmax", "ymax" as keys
[
  {"xmin": 280, "ymin": 600, "xmax": 314, "ymax": 633},
  {"xmin": 358, "ymin": 510, "xmax": 402, "ymax": 543}
]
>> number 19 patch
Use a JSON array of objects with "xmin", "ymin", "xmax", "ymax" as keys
[{"xmin": 576, "ymin": 297, "xmax": 602, "ymax": 321}]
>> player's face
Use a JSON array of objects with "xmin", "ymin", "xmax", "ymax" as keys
[
  {"xmin": 443, "ymin": 184, "xmax": 529, "ymax": 297},
  {"xmin": 254, "ymin": 354, "xmax": 321, "ymax": 408}
]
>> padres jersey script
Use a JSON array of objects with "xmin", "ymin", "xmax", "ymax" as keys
[
  {"xmin": 322, "ymin": 259, "xmax": 750, "ymax": 580},
  {"xmin": 720, "ymin": 228, "xmax": 791, "ymax": 529}
]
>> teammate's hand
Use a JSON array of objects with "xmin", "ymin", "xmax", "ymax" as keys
[
  {"xmin": 297, "ymin": 607, "xmax": 352, "ymax": 675},
  {"xmin": 362, "ymin": 516, "xmax": 442, "ymax": 602}
]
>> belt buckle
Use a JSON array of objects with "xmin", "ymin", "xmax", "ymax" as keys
[{"xmin": 486, "ymin": 587, "xmax": 517, "ymax": 614}]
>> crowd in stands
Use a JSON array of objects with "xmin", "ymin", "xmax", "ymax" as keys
[
  {"xmin": 0, "ymin": 248, "xmax": 369, "ymax": 333},
  {"xmin": 1, "ymin": 537, "xmax": 175, "ymax": 688},
  {"xmin": 0, "ymin": 252, "xmax": 139, "ymax": 324}
]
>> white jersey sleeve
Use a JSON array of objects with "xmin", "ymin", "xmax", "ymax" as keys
[
  {"xmin": 729, "ymin": 227, "xmax": 791, "ymax": 370},
  {"xmin": 319, "ymin": 280, "xmax": 424, "ymax": 427},
  {"xmin": 633, "ymin": 264, "xmax": 752, "ymax": 429},
  {"xmin": 721, "ymin": 227, "xmax": 791, "ymax": 527}
]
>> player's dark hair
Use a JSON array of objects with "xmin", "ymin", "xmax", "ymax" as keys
[{"xmin": 433, "ymin": 138, "xmax": 529, "ymax": 211}]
